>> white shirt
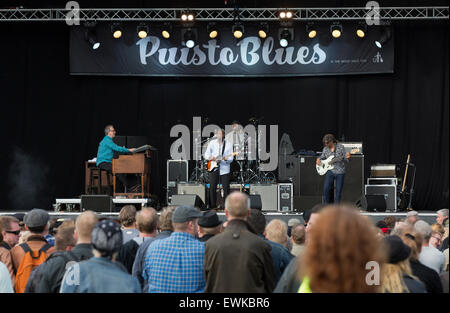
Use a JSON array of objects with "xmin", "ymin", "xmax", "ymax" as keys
[
  {"xmin": 225, "ymin": 130, "xmax": 255, "ymax": 160},
  {"xmin": 419, "ymin": 246, "xmax": 445, "ymax": 274},
  {"xmin": 0, "ymin": 261, "xmax": 13, "ymax": 293},
  {"xmin": 204, "ymin": 139, "xmax": 234, "ymax": 175}
]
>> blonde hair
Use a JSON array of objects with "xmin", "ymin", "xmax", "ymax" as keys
[
  {"xmin": 75, "ymin": 211, "xmax": 98, "ymax": 241},
  {"xmin": 381, "ymin": 260, "xmax": 413, "ymax": 293},
  {"xmin": 431, "ymin": 223, "xmax": 445, "ymax": 236},
  {"xmin": 265, "ymin": 219, "xmax": 288, "ymax": 246}
]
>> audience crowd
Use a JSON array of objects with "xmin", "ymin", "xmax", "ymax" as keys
[{"xmin": 0, "ymin": 195, "xmax": 448, "ymax": 293}]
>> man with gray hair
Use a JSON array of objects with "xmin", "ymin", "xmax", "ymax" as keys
[
  {"xmin": 436, "ymin": 209, "xmax": 449, "ymax": 227},
  {"xmin": 96, "ymin": 125, "xmax": 136, "ymax": 193},
  {"xmin": 204, "ymin": 192, "xmax": 276, "ymax": 292},
  {"xmin": 415, "ymin": 220, "xmax": 445, "ymax": 274},
  {"xmin": 406, "ymin": 211, "xmax": 419, "ymax": 225}
]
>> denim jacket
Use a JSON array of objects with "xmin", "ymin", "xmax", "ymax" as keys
[{"xmin": 60, "ymin": 257, "xmax": 142, "ymax": 293}]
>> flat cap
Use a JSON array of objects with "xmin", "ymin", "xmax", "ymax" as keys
[
  {"xmin": 23, "ymin": 209, "xmax": 49, "ymax": 228},
  {"xmin": 172, "ymin": 206, "xmax": 203, "ymax": 223}
]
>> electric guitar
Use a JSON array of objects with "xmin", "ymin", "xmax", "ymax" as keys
[
  {"xmin": 206, "ymin": 152, "xmax": 238, "ymax": 172},
  {"xmin": 316, "ymin": 148, "xmax": 360, "ymax": 175}
]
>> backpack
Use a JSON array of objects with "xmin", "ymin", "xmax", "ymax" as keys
[
  {"xmin": 14, "ymin": 242, "xmax": 52, "ymax": 293},
  {"xmin": 25, "ymin": 251, "xmax": 81, "ymax": 293}
]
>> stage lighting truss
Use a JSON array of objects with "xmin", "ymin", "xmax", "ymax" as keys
[{"xmin": 0, "ymin": 7, "xmax": 447, "ymax": 22}]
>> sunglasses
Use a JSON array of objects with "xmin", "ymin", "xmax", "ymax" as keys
[{"xmin": 6, "ymin": 230, "xmax": 21, "ymax": 235}]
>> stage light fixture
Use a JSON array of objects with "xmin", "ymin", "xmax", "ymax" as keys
[
  {"xmin": 85, "ymin": 28, "xmax": 100, "ymax": 50},
  {"xmin": 207, "ymin": 23, "xmax": 218, "ymax": 39},
  {"xmin": 258, "ymin": 23, "xmax": 269, "ymax": 39},
  {"xmin": 181, "ymin": 12, "xmax": 195, "ymax": 22},
  {"xmin": 111, "ymin": 23, "xmax": 122, "ymax": 39},
  {"xmin": 232, "ymin": 23, "xmax": 244, "ymax": 39},
  {"xmin": 137, "ymin": 23, "xmax": 149, "ymax": 39},
  {"xmin": 306, "ymin": 23, "xmax": 317, "ymax": 39},
  {"xmin": 279, "ymin": 10, "xmax": 293, "ymax": 20},
  {"xmin": 330, "ymin": 23, "xmax": 342, "ymax": 38},
  {"xmin": 279, "ymin": 28, "xmax": 293, "ymax": 47},
  {"xmin": 375, "ymin": 27, "xmax": 392, "ymax": 48},
  {"xmin": 356, "ymin": 23, "xmax": 367, "ymax": 38},
  {"xmin": 182, "ymin": 28, "xmax": 197, "ymax": 48},
  {"xmin": 162, "ymin": 23, "xmax": 172, "ymax": 39}
]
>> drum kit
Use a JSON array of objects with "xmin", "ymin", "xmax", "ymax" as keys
[{"xmin": 189, "ymin": 117, "xmax": 276, "ymax": 185}]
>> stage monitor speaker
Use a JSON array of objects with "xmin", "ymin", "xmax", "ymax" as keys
[
  {"xmin": 170, "ymin": 194, "xmax": 205, "ymax": 210},
  {"xmin": 250, "ymin": 184, "xmax": 278, "ymax": 211},
  {"xmin": 177, "ymin": 183, "xmax": 206, "ymax": 205},
  {"xmin": 365, "ymin": 184, "xmax": 397, "ymax": 212},
  {"xmin": 249, "ymin": 194, "xmax": 262, "ymax": 210},
  {"xmin": 365, "ymin": 194, "xmax": 387, "ymax": 212},
  {"xmin": 81, "ymin": 195, "xmax": 112, "ymax": 212}
]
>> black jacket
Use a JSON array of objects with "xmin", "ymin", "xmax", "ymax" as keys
[
  {"xmin": 410, "ymin": 259, "xmax": 443, "ymax": 293},
  {"xmin": 26, "ymin": 244, "xmax": 93, "ymax": 293}
]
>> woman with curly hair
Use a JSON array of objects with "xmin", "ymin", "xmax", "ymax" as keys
[{"xmin": 298, "ymin": 205, "xmax": 386, "ymax": 293}]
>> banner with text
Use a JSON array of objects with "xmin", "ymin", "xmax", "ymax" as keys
[{"xmin": 70, "ymin": 23, "xmax": 394, "ymax": 77}]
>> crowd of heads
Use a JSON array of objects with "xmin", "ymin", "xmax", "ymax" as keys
[{"xmin": 0, "ymin": 194, "xmax": 448, "ymax": 293}]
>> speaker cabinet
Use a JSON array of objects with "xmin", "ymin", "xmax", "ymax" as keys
[
  {"xmin": 170, "ymin": 194, "xmax": 205, "ymax": 210},
  {"xmin": 81, "ymin": 195, "xmax": 112, "ymax": 212},
  {"xmin": 249, "ymin": 194, "xmax": 262, "ymax": 210},
  {"xmin": 278, "ymin": 183, "xmax": 293, "ymax": 212},
  {"xmin": 167, "ymin": 160, "xmax": 188, "ymax": 204},
  {"xmin": 177, "ymin": 183, "xmax": 206, "ymax": 205},
  {"xmin": 365, "ymin": 184, "xmax": 397, "ymax": 212},
  {"xmin": 278, "ymin": 154, "xmax": 300, "ymax": 196},
  {"xmin": 250, "ymin": 184, "xmax": 278, "ymax": 211}
]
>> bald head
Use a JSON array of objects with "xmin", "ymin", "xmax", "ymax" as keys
[
  {"xmin": 136, "ymin": 207, "xmax": 158, "ymax": 234},
  {"xmin": 225, "ymin": 192, "xmax": 249, "ymax": 220},
  {"xmin": 75, "ymin": 211, "xmax": 98, "ymax": 242}
]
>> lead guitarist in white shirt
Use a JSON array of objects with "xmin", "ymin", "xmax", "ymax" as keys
[{"xmin": 204, "ymin": 129, "xmax": 234, "ymax": 209}]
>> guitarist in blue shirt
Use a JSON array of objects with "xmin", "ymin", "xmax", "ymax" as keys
[
  {"xmin": 96, "ymin": 125, "xmax": 136, "ymax": 193},
  {"xmin": 316, "ymin": 134, "xmax": 350, "ymax": 204}
]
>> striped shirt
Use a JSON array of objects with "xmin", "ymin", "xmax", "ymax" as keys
[{"xmin": 142, "ymin": 232, "xmax": 205, "ymax": 293}]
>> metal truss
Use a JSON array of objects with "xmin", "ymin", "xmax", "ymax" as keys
[{"xmin": 0, "ymin": 7, "xmax": 448, "ymax": 22}]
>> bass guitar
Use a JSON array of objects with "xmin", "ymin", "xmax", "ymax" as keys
[
  {"xmin": 206, "ymin": 152, "xmax": 238, "ymax": 172},
  {"xmin": 316, "ymin": 148, "xmax": 360, "ymax": 175}
]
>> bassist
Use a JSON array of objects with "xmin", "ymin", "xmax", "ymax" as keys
[
  {"xmin": 316, "ymin": 134, "xmax": 351, "ymax": 204},
  {"xmin": 205, "ymin": 129, "xmax": 234, "ymax": 209}
]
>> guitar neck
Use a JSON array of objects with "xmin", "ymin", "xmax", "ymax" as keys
[{"xmin": 401, "ymin": 154, "xmax": 411, "ymax": 192}]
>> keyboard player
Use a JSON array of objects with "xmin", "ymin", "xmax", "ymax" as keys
[{"xmin": 96, "ymin": 125, "xmax": 136, "ymax": 193}]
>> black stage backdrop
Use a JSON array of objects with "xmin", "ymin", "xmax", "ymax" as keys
[{"xmin": 0, "ymin": 1, "xmax": 448, "ymax": 211}]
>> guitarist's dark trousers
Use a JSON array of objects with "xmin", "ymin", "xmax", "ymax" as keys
[
  {"xmin": 323, "ymin": 171, "xmax": 345, "ymax": 204},
  {"xmin": 208, "ymin": 169, "xmax": 230, "ymax": 209}
]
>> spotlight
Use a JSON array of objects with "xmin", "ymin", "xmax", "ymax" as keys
[
  {"xmin": 375, "ymin": 27, "xmax": 392, "ymax": 48},
  {"xmin": 306, "ymin": 23, "xmax": 317, "ymax": 39},
  {"xmin": 111, "ymin": 23, "xmax": 122, "ymax": 39},
  {"xmin": 182, "ymin": 28, "xmax": 197, "ymax": 48},
  {"xmin": 356, "ymin": 23, "xmax": 367, "ymax": 38},
  {"xmin": 207, "ymin": 23, "xmax": 218, "ymax": 39},
  {"xmin": 330, "ymin": 23, "xmax": 342, "ymax": 38},
  {"xmin": 162, "ymin": 23, "xmax": 172, "ymax": 39},
  {"xmin": 181, "ymin": 12, "xmax": 195, "ymax": 22},
  {"xmin": 232, "ymin": 23, "xmax": 244, "ymax": 39},
  {"xmin": 279, "ymin": 28, "xmax": 293, "ymax": 47},
  {"xmin": 137, "ymin": 23, "xmax": 149, "ymax": 39},
  {"xmin": 279, "ymin": 10, "xmax": 293, "ymax": 20},
  {"xmin": 85, "ymin": 28, "xmax": 100, "ymax": 50},
  {"xmin": 258, "ymin": 22, "xmax": 269, "ymax": 39}
]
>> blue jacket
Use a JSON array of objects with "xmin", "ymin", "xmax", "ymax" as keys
[
  {"xmin": 96, "ymin": 136, "xmax": 129, "ymax": 166},
  {"xmin": 258, "ymin": 235, "xmax": 294, "ymax": 284},
  {"xmin": 60, "ymin": 257, "xmax": 142, "ymax": 293}
]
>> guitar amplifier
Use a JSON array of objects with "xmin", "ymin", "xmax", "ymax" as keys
[
  {"xmin": 365, "ymin": 184, "xmax": 397, "ymax": 212},
  {"xmin": 370, "ymin": 164, "xmax": 396, "ymax": 178},
  {"xmin": 367, "ymin": 178, "xmax": 397, "ymax": 186},
  {"xmin": 278, "ymin": 183, "xmax": 293, "ymax": 212},
  {"xmin": 167, "ymin": 160, "xmax": 188, "ymax": 204},
  {"xmin": 177, "ymin": 183, "xmax": 206, "ymax": 205},
  {"xmin": 250, "ymin": 184, "xmax": 278, "ymax": 211}
]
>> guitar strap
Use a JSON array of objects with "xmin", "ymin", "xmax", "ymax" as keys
[{"xmin": 221, "ymin": 140, "xmax": 226, "ymax": 157}]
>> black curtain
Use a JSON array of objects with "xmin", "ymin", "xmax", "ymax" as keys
[{"xmin": 0, "ymin": 4, "xmax": 448, "ymax": 211}]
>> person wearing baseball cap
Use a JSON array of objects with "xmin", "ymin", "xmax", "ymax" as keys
[
  {"xmin": 10, "ymin": 209, "xmax": 55, "ymax": 274},
  {"xmin": 142, "ymin": 206, "xmax": 206, "ymax": 292},
  {"xmin": 198, "ymin": 210, "xmax": 222, "ymax": 242},
  {"xmin": 60, "ymin": 219, "xmax": 141, "ymax": 293}
]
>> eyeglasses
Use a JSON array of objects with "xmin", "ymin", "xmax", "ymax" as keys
[
  {"xmin": 5, "ymin": 230, "xmax": 21, "ymax": 235},
  {"xmin": 432, "ymin": 236, "xmax": 442, "ymax": 242}
]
